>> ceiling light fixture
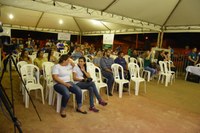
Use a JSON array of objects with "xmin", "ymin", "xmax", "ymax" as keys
[
  {"xmin": 53, "ymin": 1, "xmax": 56, "ymax": 6},
  {"xmin": 8, "ymin": 14, "xmax": 14, "ymax": 19},
  {"xmin": 59, "ymin": 19, "xmax": 63, "ymax": 25}
]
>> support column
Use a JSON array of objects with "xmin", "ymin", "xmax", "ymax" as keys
[
  {"xmin": 136, "ymin": 34, "xmax": 138, "ymax": 49},
  {"xmin": 160, "ymin": 32, "xmax": 164, "ymax": 48}
]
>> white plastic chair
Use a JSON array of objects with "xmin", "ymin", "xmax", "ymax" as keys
[
  {"xmin": 87, "ymin": 64, "xmax": 109, "ymax": 103},
  {"xmin": 52, "ymin": 90, "xmax": 76, "ymax": 113},
  {"xmin": 110, "ymin": 54, "xmax": 118, "ymax": 60},
  {"xmin": 195, "ymin": 63, "xmax": 200, "ymax": 67},
  {"xmin": 166, "ymin": 60, "xmax": 176, "ymax": 80},
  {"xmin": 130, "ymin": 57, "xmax": 138, "ymax": 64},
  {"xmin": 128, "ymin": 62, "xmax": 146, "ymax": 96},
  {"xmin": 17, "ymin": 61, "xmax": 28, "ymax": 93},
  {"xmin": 137, "ymin": 57, "xmax": 151, "ymax": 82},
  {"xmin": 42, "ymin": 62, "xmax": 55, "ymax": 105},
  {"xmin": 123, "ymin": 55, "xmax": 130, "ymax": 63},
  {"xmin": 111, "ymin": 63, "xmax": 130, "ymax": 98},
  {"xmin": 60, "ymin": 49, "xmax": 68, "ymax": 55},
  {"xmin": 21, "ymin": 64, "xmax": 45, "ymax": 108},
  {"xmin": 157, "ymin": 61, "xmax": 173, "ymax": 87},
  {"xmin": 28, "ymin": 54, "xmax": 36, "ymax": 64}
]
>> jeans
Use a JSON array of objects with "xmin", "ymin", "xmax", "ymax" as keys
[
  {"xmin": 144, "ymin": 66, "xmax": 156, "ymax": 77},
  {"xmin": 101, "ymin": 71, "xmax": 114, "ymax": 93},
  {"xmin": 54, "ymin": 82, "xmax": 82, "ymax": 108},
  {"xmin": 76, "ymin": 81, "xmax": 101, "ymax": 107}
]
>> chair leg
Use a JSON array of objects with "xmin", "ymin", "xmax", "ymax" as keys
[
  {"xmin": 144, "ymin": 81, "xmax": 146, "ymax": 93},
  {"xmin": 147, "ymin": 72, "xmax": 150, "ymax": 82},
  {"xmin": 41, "ymin": 89, "xmax": 45, "ymax": 104},
  {"xmin": 25, "ymin": 91, "xmax": 29, "ymax": 108},
  {"xmin": 56, "ymin": 93, "xmax": 62, "ymax": 113},
  {"xmin": 135, "ymin": 82, "xmax": 139, "ymax": 96},
  {"xmin": 72, "ymin": 94, "xmax": 76, "ymax": 110},
  {"xmin": 165, "ymin": 76, "xmax": 169, "ymax": 87},
  {"xmin": 185, "ymin": 72, "xmax": 188, "ymax": 80},
  {"xmin": 119, "ymin": 83, "xmax": 123, "ymax": 98},
  {"xmin": 48, "ymin": 85, "xmax": 53, "ymax": 105}
]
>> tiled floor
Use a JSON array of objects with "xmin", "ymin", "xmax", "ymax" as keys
[{"xmin": 0, "ymin": 71, "xmax": 200, "ymax": 133}]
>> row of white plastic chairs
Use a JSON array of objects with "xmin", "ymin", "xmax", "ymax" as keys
[
  {"xmin": 16, "ymin": 61, "xmax": 109, "ymax": 113},
  {"xmin": 16, "ymin": 59, "xmax": 175, "ymax": 112}
]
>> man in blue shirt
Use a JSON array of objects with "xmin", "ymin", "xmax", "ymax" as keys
[
  {"xmin": 188, "ymin": 47, "xmax": 199, "ymax": 66},
  {"xmin": 114, "ymin": 51, "xmax": 130, "ymax": 80},
  {"xmin": 100, "ymin": 49, "xmax": 114, "ymax": 96}
]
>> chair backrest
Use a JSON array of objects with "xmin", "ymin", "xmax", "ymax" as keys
[
  {"xmin": 53, "ymin": 51, "xmax": 60, "ymax": 60},
  {"xmin": 165, "ymin": 60, "xmax": 174, "ymax": 71},
  {"xmin": 128, "ymin": 62, "xmax": 141, "ymax": 78},
  {"xmin": 42, "ymin": 62, "xmax": 55, "ymax": 82},
  {"xmin": 85, "ymin": 56, "xmax": 92, "ymax": 62},
  {"xmin": 28, "ymin": 54, "xmax": 36, "ymax": 64},
  {"xmin": 86, "ymin": 62, "xmax": 96, "ymax": 81},
  {"xmin": 94, "ymin": 66, "xmax": 104, "ymax": 83},
  {"xmin": 43, "ymin": 53, "xmax": 48, "ymax": 58},
  {"xmin": 123, "ymin": 55, "xmax": 130, "ymax": 63},
  {"xmin": 111, "ymin": 63, "xmax": 125, "ymax": 80},
  {"xmin": 110, "ymin": 54, "xmax": 118, "ymax": 60},
  {"xmin": 195, "ymin": 63, "xmax": 200, "ymax": 67},
  {"xmin": 137, "ymin": 57, "xmax": 144, "ymax": 68},
  {"xmin": 17, "ymin": 61, "xmax": 28, "ymax": 72},
  {"xmin": 60, "ymin": 50, "xmax": 67, "ymax": 55},
  {"xmin": 159, "ymin": 61, "xmax": 168, "ymax": 73},
  {"xmin": 130, "ymin": 57, "xmax": 138, "ymax": 64},
  {"xmin": 20, "ymin": 64, "xmax": 40, "ymax": 84}
]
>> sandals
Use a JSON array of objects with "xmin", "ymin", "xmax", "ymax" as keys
[{"xmin": 76, "ymin": 108, "xmax": 87, "ymax": 114}]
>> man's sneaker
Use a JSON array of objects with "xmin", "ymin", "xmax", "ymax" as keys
[
  {"xmin": 89, "ymin": 107, "xmax": 99, "ymax": 112},
  {"xmin": 99, "ymin": 100, "xmax": 108, "ymax": 106}
]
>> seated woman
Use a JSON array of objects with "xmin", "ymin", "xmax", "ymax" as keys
[
  {"xmin": 19, "ymin": 49, "xmax": 32, "ymax": 64},
  {"xmin": 34, "ymin": 50, "xmax": 48, "ymax": 74},
  {"xmin": 48, "ymin": 49, "xmax": 58, "ymax": 64},
  {"xmin": 73, "ymin": 57, "xmax": 107, "ymax": 113},
  {"xmin": 52, "ymin": 54, "xmax": 87, "ymax": 118},
  {"xmin": 144, "ymin": 50, "xmax": 157, "ymax": 78}
]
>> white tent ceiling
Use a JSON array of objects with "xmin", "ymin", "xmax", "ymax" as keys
[{"xmin": 0, "ymin": 0, "xmax": 200, "ymax": 35}]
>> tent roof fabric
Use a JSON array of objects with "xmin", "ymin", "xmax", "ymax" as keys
[{"xmin": 0, "ymin": 0, "xmax": 200, "ymax": 34}]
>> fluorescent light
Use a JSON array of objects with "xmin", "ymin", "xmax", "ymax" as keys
[
  {"xmin": 8, "ymin": 14, "xmax": 14, "ymax": 19},
  {"xmin": 59, "ymin": 19, "xmax": 63, "ymax": 24},
  {"xmin": 91, "ymin": 20, "xmax": 101, "ymax": 25}
]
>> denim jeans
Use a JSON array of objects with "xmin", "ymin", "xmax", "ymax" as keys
[
  {"xmin": 76, "ymin": 81, "xmax": 101, "ymax": 107},
  {"xmin": 101, "ymin": 70, "xmax": 114, "ymax": 93},
  {"xmin": 54, "ymin": 82, "xmax": 82, "ymax": 108},
  {"xmin": 144, "ymin": 66, "xmax": 156, "ymax": 77}
]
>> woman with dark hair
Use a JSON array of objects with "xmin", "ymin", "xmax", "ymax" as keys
[
  {"xmin": 34, "ymin": 50, "xmax": 48, "ymax": 73},
  {"xmin": 52, "ymin": 54, "xmax": 87, "ymax": 118},
  {"xmin": 48, "ymin": 49, "xmax": 57, "ymax": 63},
  {"xmin": 19, "ymin": 49, "xmax": 32, "ymax": 64},
  {"xmin": 73, "ymin": 57, "xmax": 107, "ymax": 112}
]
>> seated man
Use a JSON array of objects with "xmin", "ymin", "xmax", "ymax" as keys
[
  {"xmin": 114, "ymin": 51, "xmax": 130, "ymax": 80},
  {"xmin": 100, "ymin": 49, "xmax": 114, "ymax": 96}
]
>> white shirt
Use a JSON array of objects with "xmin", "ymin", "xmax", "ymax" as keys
[
  {"xmin": 52, "ymin": 64, "xmax": 73, "ymax": 83},
  {"xmin": 73, "ymin": 65, "xmax": 84, "ymax": 84}
]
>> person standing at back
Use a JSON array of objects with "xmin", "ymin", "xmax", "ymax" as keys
[{"xmin": 188, "ymin": 47, "xmax": 199, "ymax": 66}]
